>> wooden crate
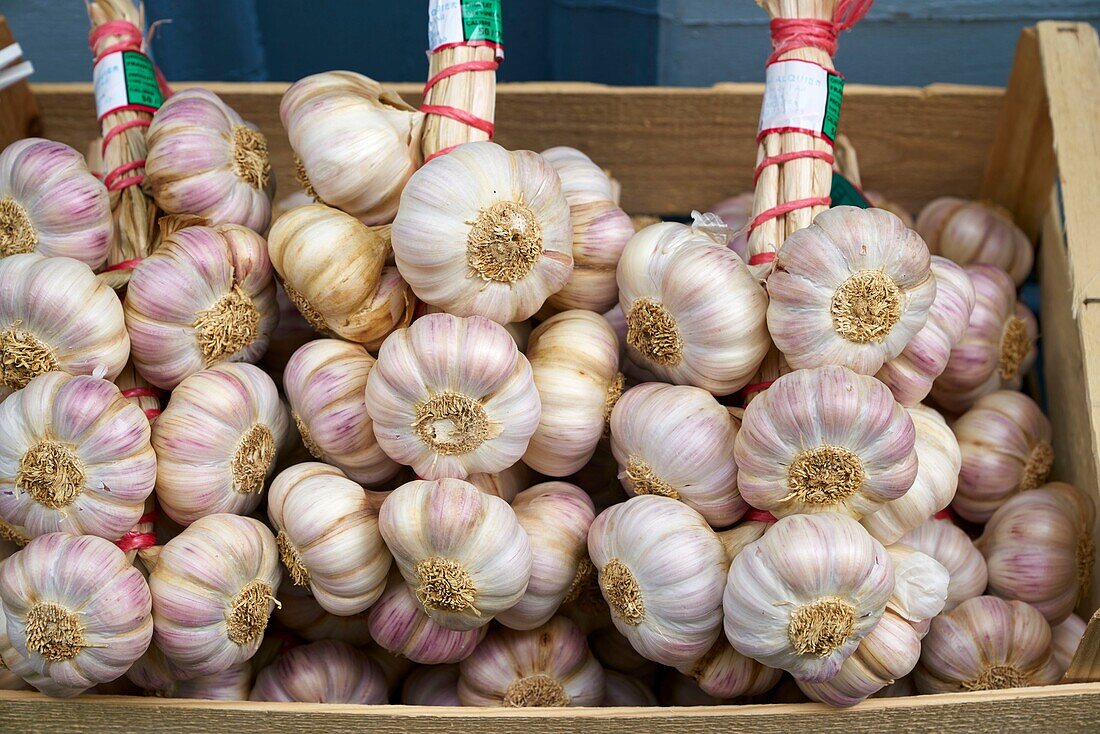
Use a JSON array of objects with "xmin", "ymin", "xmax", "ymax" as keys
[{"xmin": 2, "ymin": 18, "xmax": 1100, "ymax": 734}]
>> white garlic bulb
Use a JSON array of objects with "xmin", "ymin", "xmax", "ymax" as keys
[
  {"xmin": 588, "ymin": 495, "xmax": 727, "ymax": 665},
  {"xmin": 1052, "ymin": 614, "xmax": 1087, "ymax": 677},
  {"xmin": 368, "ymin": 574, "xmax": 487, "ymax": 664},
  {"xmin": 885, "ymin": 544, "xmax": 950, "ymax": 623},
  {"xmin": 900, "ymin": 517, "xmax": 988, "ymax": 611},
  {"xmin": 274, "ymin": 580, "xmax": 372, "ymax": 645},
  {"xmin": 917, "ymin": 198, "xmax": 1033, "ymax": 285},
  {"xmin": 402, "ymin": 664, "xmax": 461, "ymax": 706},
  {"xmin": 153, "ymin": 363, "xmax": 289, "ymax": 525},
  {"xmin": 365, "ymin": 313, "xmax": 541, "ymax": 479},
  {"xmin": 251, "ymin": 640, "xmax": 388, "ymax": 703},
  {"xmin": 539, "ymin": 147, "xmax": 617, "ymax": 205},
  {"xmin": 392, "ymin": 141, "xmax": 574, "ymax": 323},
  {"xmin": 602, "ymin": 671, "xmax": 659, "ymax": 706},
  {"xmin": 378, "ymin": 478, "xmax": 532, "ymax": 631},
  {"xmin": 523, "ymin": 310, "xmax": 622, "ymax": 476},
  {"xmin": 675, "ymin": 638, "xmax": 781, "ymax": 700}
]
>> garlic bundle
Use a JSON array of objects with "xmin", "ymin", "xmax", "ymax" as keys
[
  {"xmin": 267, "ymin": 463, "xmax": 391, "ymax": 616},
  {"xmin": 368, "ymin": 575, "xmax": 488, "ymax": 664},
  {"xmin": 977, "ymin": 482, "xmax": 1095, "ymax": 624},
  {"xmin": 616, "ymin": 221, "xmax": 769, "ymax": 395},
  {"xmin": 125, "ymin": 224, "xmax": 278, "ymax": 389},
  {"xmin": 274, "ymin": 580, "xmax": 372, "ymax": 645},
  {"xmin": 676, "ymin": 638, "xmax": 781, "ymax": 700},
  {"xmin": 900, "ymin": 517, "xmax": 988, "ymax": 611},
  {"xmin": 0, "ymin": 253, "xmax": 129, "ymax": 402},
  {"xmin": 0, "ymin": 372, "xmax": 155, "ymax": 541},
  {"xmin": 603, "ymin": 671, "xmax": 659, "ymax": 706},
  {"xmin": 735, "ymin": 366, "xmax": 917, "ymax": 519},
  {"xmin": 267, "ymin": 204, "xmax": 413, "ymax": 347},
  {"xmin": 149, "ymin": 514, "xmax": 281, "ymax": 677},
  {"xmin": 0, "ymin": 138, "xmax": 112, "ymax": 268},
  {"xmin": 1052, "ymin": 614, "xmax": 1088, "ymax": 677},
  {"xmin": 365, "ymin": 313, "xmax": 541, "ymax": 479},
  {"xmin": 876, "ymin": 256, "xmax": 976, "ymax": 406},
  {"xmin": 156, "ymin": 662, "xmax": 252, "ymax": 701},
  {"xmin": 915, "ymin": 596, "xmax": 1059, "ymax": 692},
  {"xmin": 588, "ymin": 495, "xmax": 727, "ymax": 665},
  {"xmin": 609, "ymin": 383, "xmax": 743, "ymax": 527},
  {"xmin": 723, "ymin": 513, "xmax": 894, "ymax": 682},
  {"xmin": 497, "ymin": 483, "xmax": 596, "ymax": 630},
  {"xmin": 153, "ymin": 363, "xmax": 289, "ymax": 525},
  {"xmin": 281, "ymin": 71, "xmax": 424, "ymax": 224},
  {"xmin": 931, "ymin": 264, "xmax": 1038, "ymax": 412},
  {"xmin": 378, "ymin": 478, "xmax": 532, "ymax": 631},
  {"xmin": 709, "ymin": 192, "xmax": 753, "ymax": 261},
  {"xmin": 283, "ymin": 339, "xmax": 400, "ymax": 485},
  {"xmin": 458, "ymin": 616, "xmax": 605, "ymax": 707},
  {"xmin": 0, "ymin": 597, "xmax": 81, "ymax": 697},
  {"xmin": 862, "ymin": 404, "xmax": 960, "ymax": 544},
  {"xmin": 523, "ymin": 311, "xmax": 622, "ymax": 476},
  {"xmin": 402, "ymin": 664, "xmax": 461, "ymax": 706},
  {"xmin": 146, "ymin": 89, "xmax": 275, "ymax": 231},
  {"xmin": 392, "ymin": 142, "xmax": 574, "ymax": 323},
  {"xmin": 916, "ymin": 198, "xmax": 1033, "ymax": 285},
  {"xmin": 0, "ymin": 533, "xmax": 153, "ymax": 694},
  {"xmin": 952, "ymin": 390, "xmax": 1053, "ymax": 523},
  {"xmin": 251, "ymin": 640, "xmax": 387, "ymax": 704}
]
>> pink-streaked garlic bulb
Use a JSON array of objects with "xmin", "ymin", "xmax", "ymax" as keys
[
  {"xmin": 916, "ymin": 198, "xmax": 1033, "ymax": 285},
  {"xmin": 156, "ymin": 661, "xmax": 252, "ymax": 701},
  {"xmin": 862, "ymin": 404, "xmax": 960, "ymax": 545},
  {"xmin": 539, "ymin": 147, "xmax": 617, "ymax": 205},
  {"xmin": 458, "ymin": 616, "xmax": 605, "ymax": 707},
  {"xmin": 146, "ymin": 88, "xmax": 275, "ymax": 232},
  {"xmin": 466, "ymin": 461, "xmax": 531, "ymax": 504},
  {"xmin": 976, "ymin": 482, "xmax": 1095, "ymax": 624},
  {"xmin": 274, "ymin": 580, "xmax": 372, "ymax": 645},
  {"xmin": 365, "ymin": 313, "xmax": 541, "ymax": 479},
  {"xmin": 126, "ymin": 640, "xmax": 193, "ymax": 692},
  {"xmin": 876, "ymin": 256, "xmax": 976, "ymax": 406},
  {"xmin": 616, "ymin": 221, "xmax": 769, "ymax": 395},
  {"xmin": 0, "ymin": 597, "xmax": 82, "ymax": 696},
  {"xmin": 125, "ymin": 224, "xmax": 278, "ymax": 390},
  {"xmin": 267, "ymin": 462, "xmax": 392, "ymax": 616},
  {"xmin": 915, "ymin": 596, "xmax": 1059, "ymax": 693},
  {"xmin": 767, "ymin": 207, "xmax": 936, "ymax": 375},
  {"xmin": 931, "ymin": 264, "xmax": 1038, "ymax": 413},
  {"xmin": 250, "ymin": 640, "xmax": 388, "ymax": 703},
  {"xmin": 952, "ymin": 390, "xmax": 1053, "ymax": 523},
  {"xmin": 368, "ymin": 574, "xmax": 487, "ymax": 664},
  {"xmin": 603, "ymin": 671, "xmax": 659, "ymax": 706},
  {"xmin": 1052, "ymin": 614, "xmax": 1087, "ymax": 677},
  {"xmin": 497, "ymin": 483, "xmax": 596, "ymax": 631},
  {"xmin": 0, "ymin": 372, "xmax": 155, "ymax": 541},
  {"xmin": 378, "ymin": 478, "xmax": 532, "ymax": 631},
  {"xmin": 523, "ymin": 311, "xmax": 622, "ymax": 476},
  {"xmin": 900, "ymin": 517, "xmax": 988, "ymax": 612},
  {"xmin": 283, "ymin": 339, "xmax": 400, "ymax": 486},
  {"xmin": 153, "ymin": 363, "xmax": 289, "ymax": 525},
  {"xmin": 402, "ymin": 664, "xmax": 461, "ymax": 706},
  {"xmin": 588, "ymin": 495, "xmax": 727, "ymax": 665},
  {"xmin": 0, "ymin": 533, "xmax": 152, "ymax": 694},
  {"xmin": 0, "ymin": 253, "xmax": 129, "ymax": 402},
  {"xmin": 709, "ymin": 192, "xmax": 753, "ymax": 261},
  {"xmin": 0, "ymin": 138, "xmax": 112, "ymax": 268},
  {"xmin": 676, "ymin": 638, "xmax": 781, "ymax": 700},
  {"xmin": 610, "ymin": 382, "xmax": 744, "ymax": 528},
  {"xmin": 149, "ymin": 514, "xmax": 281, "ymax": 677},
  {"xmin": 601, "ymin": 303, "xmax": 659, "ymax": 385},
  {"xmin": 735, "ymin": 366, "xmax": 918, "ymax": 520},
  {"xmin": 723, "ymin": 513, "xmax": 894, "ymax": 682}
]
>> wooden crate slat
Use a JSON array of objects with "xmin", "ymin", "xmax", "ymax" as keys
[{"xmin": 0, "ymin": 16, "xmax": 41, "ymax": 150}]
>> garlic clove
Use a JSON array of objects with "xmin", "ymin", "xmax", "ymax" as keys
[
  {"xmin": 368, "ymin": 573, "xmax": 487, "ymax": 664},
  {"xmin": 900, "ymin": 517, "xmax": 988, "ymax": 612},
  {"xmin": 250, "ymin": 639, "xmax": 388, "ymax": 704},
  {"xmin": 273, "ymin": 578, "xmax": 372, "ymax": 645},
  {"xmin": 916, "ymin": 198, "xmax": 1033, "ymax": 286},
  {"xmin": 402, "ymin": 664, "xmax": 462, "ymax": 706},
  {"xmin": 603, "ymin": 670, "xmax": 659, "ymax": 706},
  {"xmin": 1052, "ymin": 613, "xmax": 1088, "ymax": 678}
]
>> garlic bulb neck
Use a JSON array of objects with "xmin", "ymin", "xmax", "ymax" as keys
[
  {"xmin": 1, "ymin": 326, "xmax": 59, "ymax": 389},
  {"xmin": 25, "ymin": 601, "xmax": 88, "ymax": 661},
  {"xmin": 785, "ymin": 445, "xmax": 866, "ymax": 505},
  {"xmin": 18, "ymin": 440, "xmax": 85, "ymax": 509},
  {"xmin": 466, "ymin": 200, "xmax": 544, "ymax": 283},
  {"xmin": 1022, "ymin": 441, "xmax": 1055, "ymax": 490},
  {"xmin": 231, "ymin": 125, "xmax": 271, "ymax": 190},
  {"xmin": 276, "ymin": 531, "xmax": 311, "ymax": 587},
  {"xmin": 830, "ymin": 270, "xmax": 903, "ymax": 344},
  {"xmin": 0, "ymin": 198, "xmax": 36, "ymax": 255},
  {"xmin": 415, "ymin": 556, "xmax": 478, "ymax": 613},
  {"xmin": 602, "ymin": 558, "xmax": 645, "ymax": 626},
  {"xmin": 226, "ymin": 580, "xmax": 277, "ymax": 645},
  {"xmin": 232, "ymin": 423, "xmax": 276, "ymax": 494},
  {"xmin": 414, "ymin": 392, "xmax": 494, "ymax": 456},
  {"xmin": 626, "ymin": 298, "xmax": 683, "ymax": 366},
  {"xmin": 625, "ymin": 457, "xmax": 679, "ymax": 499},
  {"xmin": 963, "ymin": 664, "xmax": 1027, "ymax": 691},
  {"xmin": 787, "ymin": 597, "xmax": 857, "ymax": 657},
  {"xmin": 503, "ymin": 674, "xmax": 570, "ymax": 707},
  {"xmin": 999, "ymin": 316, "xmax": 1030, "ymax": 380},
  {"xmin": 193, "ymin": 284, "xmax": 261, "ymax": 364}
]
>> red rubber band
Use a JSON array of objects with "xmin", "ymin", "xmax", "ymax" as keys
[
  {"xmin": 745, "ymin": 508, "xmax": 778, "ymax": 524},
  {"xmin": 423, "ymin": 59, "xmax": 500, "ymax": 95},
  {"xmin": 748, "ymin": 252, "xmax": 776, "ymax": 266},
  {"xmin": 420, "ymin": 45, "xmax": 501, "ymax": 160},
  {"xmin": 121, "ymin": 387, "xmax": 163, "ymax": 399},
  {"xmin": 424, "ymin": 144, "xmax": 462, "ymax": 164},
  {"xmin": 419, "ymin": 104, "xmax": 495, "ymax": 136},
  {"xmin": 104, "ymin": 159, "xmax": 146, "ymax": 189},
  {"xmin": 144, "ymin": 408, "xmax": 162, "ymax": 420},
  {"xmin": 753, "ymin": 149, "xmax": 835, "ymax": 185},
  {"xmin": 114, "ymin": 531, "xmax": 156, "ymax": 552},
  {"xmin": 766, "ymin": 0, "xmax": 872, "ymax": 65},
  {"xmin": 104, "ymin": 258, "xmax": 144, "ymax": 273},
  {"xmin": 748, "ymin": 196, "xmax": 831, "ymax": 233},
  {"xmin": 107, "ymin": 173, "xmax": 145, "ymax": 192},
  {"xmin": 137, "ymin": 512, "xmax": 157, "ymax": 524},
  {"xmin": 933, "ymin": 508, "xmax": 956, "ymax": 521},
  {"xmin": 102, "ymin": 118, "xmax": 151, "ymax": 155},
  {"xmin": 742, "ymin": 380, "xmax": 775, "ymax": 396}
]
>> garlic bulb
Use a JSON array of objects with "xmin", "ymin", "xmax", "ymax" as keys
[
  {"xmin": 0, "ymin": 138, "xmax": 111, "ymax": 268},
  {"xmin": 709, "ymin": 192, "xmax": 753, "ymax": 261},
  {"xmin": 267, "ymin": 462, "xmax": 391, "ymax": 616},
  {"xmin": 610, "ymin": 382, "xmax": 744, "ymax": 527},
  {"xmin": 603, "ymin": 671, "xmax": 659, "ymax": 706},
  {"xmin": 153, "ymin": 363, "xmax": 289, "ymax": 525},
  {"xmin": 0, "ymin": 533, "xmax": 152, "ymax": 693},
  {"xmin": 368, "ymin": 574, "xmax": 487, "ymax": 664},
  {"xmin": 588, "ymin": 495, "xmax": 727, "ymax": 665},
  {"xmin": 458, "ymin": 616, "xmax": 605, "ymax": 707},
  {"xmin": 267, "ymin": 204, "xmax": 414, "ymax": 347},
  {"xmin": 497, "ymin": 482, "xmax": 596, "ymax": 630},
  {"xmin": 0, "ymin": 253, "xmax": 128, "ymax": 402},
  {"xmin": 885, "ymin": 544, "xmax": 950, "ymax": 623},
  {"xmin": 283, "ymin": 339, "xmax": 400, "ymax": 485},
  {"xmin": 915, "ymin": 596, "xmax": 1059, "ymax": 692},
  {"xmin": 365, "ymin": 313, "xmax": 540, "ymax": 479},
  {"xmin": 876, "ymin": 256, "xmax": 976, "ymax": 406},
  {"xmin": 378, "ymin": 478, "xmax": 532, "ymax": 631},
  {"xmin": 865, "ymin": 192, "xmax": 915, "ymax": 229},
  {"xmin": 539, "ymin": 147, "xmax": 617, "ymax": 205},
  {"xmin": 251, "ymin": 640, "xmax": 387, "ymax": 704},
  {"xmin": 735, "ymin": 366, "xmax": 917, "ymax": 519},
  {"xmin": 149, "ymin": 514, "xmax": 280, "ymax": 677},
  {"xmin": 274, "ymin": 580, "xmax": 372, "ymax": 645},
  {"xmin": 589, "ymin": 626, "xmax": 659, "ymax": 683},
  {"xmin": 862, "ymin": 404, "xmax": 960, "ymax": 544},
  {"xmin": 0, "ymin": 372, "xmax": 155, "ymax": 541},
  {"xmin": 157, "ymin": 661, "xmax": 252, "ymax": 701},
  {"xmin": 952, "ymin": 390, "xmax": 1053, "ymax": 523},
  {"xmin": 676, "ymin": 638, "xmax": 781, "ymax": 700},
  {"xmin": 1052, "ymin": 614, "xmax": 1087, "ymax": 677},
  {"xmin": 723, "ymin": 513, "xmax": 894, "ymax": 682},
  {"xmin": 281, "ymin": 71, "xmax": 424, "ymax": 225},
  {"xmin": 146, "ymin": 88, "xmax": 274, "ymax": 231},
  {"xmin": 392, "ymin": 141, "xmax": 574, "ymax": 323},
  {"xmin": 125, "ymin": 640, "xmax": 193, "ymax": 692},
  {"xmin": 602, "ymin": 303, "xmax": 659, "ymax": 384},
  {"xmin": 523, "ymin": 311, "xmax": 622, "ymax": 476},
  {"xmin": 125, "ymin": 224, "xmax": 278, "ymax": 389},
  {"xmin": 767, "ymin": 207, "xmax": 936, "ymax": 375},
  {"xmin": 931, "ymin": 264, "xmax": 1037, "ymax": 412},
  {"xmin": 976, "ymin": 482, "xmax": 1095, "ymax": 624},
  {"xmin": 466, "ymin": 461, "xmax": 531, "ymax": 504},
  {"xmin": 402, "ymin": 664, "xmax": 461, "ymax": 706},
  {"xmin": 900, "ymin": 517, "xmax": 988, "ymax": 611},
  {"xmin": 616, "ymin": 221, "xmax": 769, "ymax": 395},
  {"xmin": 916, "ymin": 198, "xmax": 1033, "ymax": 285},
  {"xmin": 0, "ymin": 597, "xmax": 82, "ymax": 697}
]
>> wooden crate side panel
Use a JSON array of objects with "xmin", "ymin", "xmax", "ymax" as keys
[{"xmin": 0, "ymin": 16, "xmax": 41, "ymax": 150}]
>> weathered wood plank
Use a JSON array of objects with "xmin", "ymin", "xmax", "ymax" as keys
[{"xmin": 0, "ymin": 16, "xmax": 41, "ymax": 150}]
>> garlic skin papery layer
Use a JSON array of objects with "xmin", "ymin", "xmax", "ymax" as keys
[
  {"xmin": 900, "ymin": 517, "xmax": 988, "ymax": 612},
  {"xmin": 250, "ymin": 640, "xmax": 388, "ymax": 704},
  {"xmin": 917, "ymin": 198, "xmax": 1033, "ymax": 286}
]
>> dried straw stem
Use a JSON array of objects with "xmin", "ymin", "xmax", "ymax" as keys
[
  {"xmin": 114, "ymin": 360, "xmax": 160, "ymax": 423},
  {"xmin": 420, "ymin": 44, "xmax": 497, "ymax": 160}
]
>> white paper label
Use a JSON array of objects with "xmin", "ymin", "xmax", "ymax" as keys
[
  {"xmin": 93, "ymin": 50, "xmax": 163, "ymax": 119},
  {"xmin": 428, "ymin": 0, "xmax": 465, "ymax": 50},
  {"xmin": 428, "ymin": 0, "xmax": 503, "ymax": 57},
  {"xmin": 759, "ymin": 60, "xmax": 843, "ymax": 139}
]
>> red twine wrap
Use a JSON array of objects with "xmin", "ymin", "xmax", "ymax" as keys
[
  {"xmin": 933, "ymin": 508, "xmax": 956, "ymax": 521},
  {"xmin": 114, "ymin": 511, "xmax": 158, "ymax": 552},
  {"xmin": 745, "ymin": 508, "xmax": 779, "ymax": 524},
  {"xmin": 121, "ymin": 386, "xmax": 164, "ymax": 421},
  {"xmin": 420, "ymin": 45, "xmax": 500, "ymax": 163},
  {"xmin": 104, "ymin": 257, "xmax": 144, "ymax": 272}
]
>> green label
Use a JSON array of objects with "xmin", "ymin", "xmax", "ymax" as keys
[
  {"xmin": 830, "ymin": 172, "xmax": 871, "ymax": 209},
  {"xmin": 822, "ymin": 73, "xmax": 844, "ymax": 141},
  {"xmin": 122, "ymin": 51, "xmax": 163, "ymax": 110},
  {"xmin": 462, "ymin": 0, "xmax": 503, "ymax": 45}
]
